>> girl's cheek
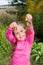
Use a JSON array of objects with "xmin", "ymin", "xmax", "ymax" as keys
[{"xmin": 17, "ymin": 34, "xmax": 19, "ymax": 38}]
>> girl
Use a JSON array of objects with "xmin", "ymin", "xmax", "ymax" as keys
[{"xmin": 6, "ymin": 14, "xmax": 34, "ymax": 65}]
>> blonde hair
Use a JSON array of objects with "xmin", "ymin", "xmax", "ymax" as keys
[{"xmin": 16, "ymin": 21, "xmax": 25, "ymax": 29}]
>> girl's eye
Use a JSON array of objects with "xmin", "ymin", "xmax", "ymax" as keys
[{"xmin": 20, "ymin": 30, "xmax": 23, "ymax": 32}]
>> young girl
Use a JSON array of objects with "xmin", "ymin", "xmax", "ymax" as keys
[{"xmin": 6, "ymin": 14, "xmax": 34, "ymax": 65}]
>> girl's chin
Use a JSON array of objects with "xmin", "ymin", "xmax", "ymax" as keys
[{"xmin": 18, "ymin": 37, "xmax": 26, "ymax": 41}]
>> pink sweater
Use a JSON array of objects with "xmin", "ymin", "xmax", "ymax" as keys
[{"xmin": 6, "ymin": 24, "xmax": 34, "ymax": 65}]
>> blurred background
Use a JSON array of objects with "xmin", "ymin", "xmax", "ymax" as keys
[{"xmin": 0, "ymin": 0, "xmax": 43, "ymax": 65}]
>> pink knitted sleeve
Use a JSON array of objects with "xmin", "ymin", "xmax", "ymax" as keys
[
  {"xmin": 26, "ymin": 24, "xmax": 35, "ymax": 47},
  {"xmin": 6, "ymin": 28, "xmax": 16, "ymax": 46}
]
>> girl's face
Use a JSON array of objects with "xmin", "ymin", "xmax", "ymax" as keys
[{"xmin": 13, "ymin": 25, "xmax": 26, "ymax": 41}]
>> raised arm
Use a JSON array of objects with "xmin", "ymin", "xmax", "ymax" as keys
[
  {"xmin": 25, "ymin": 14, "xmax": 35, "ymax": 47},
  {"xmin": 26, "ymin": 23, "xmax": 34, "ymax": 46},
  {"xmin": 6, "ymin": 28, "xmax": 16, "ymax": 46},
  {"xmin": 6, "ymin": 22, "xmax": 17, "ymax": 46}
]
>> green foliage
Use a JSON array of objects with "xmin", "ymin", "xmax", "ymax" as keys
[
  {"xmin": 0, "ymin": 23, "xmax": 12, "ymax": 65},
  {"xmin": 33, "ymin": 0, "xmax": 41, "ymax": 4},
  {"xmin": 16, "ymin": 4, "xmax": 26, "ymax": 21},
  {"xmin": 31, "ymin": 42, "xmax": 43, "ymax": 65},
  {"xmin": 33, "ymin": 13, "xmax": 43, "ymax": 42},
  {"xmin": 0, "ymin": 10, "xmax": 15, "ymax": 26}
]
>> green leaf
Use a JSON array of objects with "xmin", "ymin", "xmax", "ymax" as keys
[{"xmin": 35, "ymin": 55, "xmax": 39, "ymax": 61}]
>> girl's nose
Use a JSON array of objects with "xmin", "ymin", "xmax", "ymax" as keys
[{"xmin": 19, "ymin": 32, "xmax": 22, "ymax": 36}]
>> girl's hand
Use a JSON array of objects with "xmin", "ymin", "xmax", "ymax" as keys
[
  {"xmin": 25, "ymin": 14, "xmax": 33, "ymax": 33},
  {"xmin": 9, "ymin": 22, "xmax": 18, "ymax": 29},
  {"xmin": 25, "ymin": 14, "xmax": 32, "ymax": 23}
]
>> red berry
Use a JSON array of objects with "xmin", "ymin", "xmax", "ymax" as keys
[{"xmin": 25, "ymin": 30, "xmax": 32, "ymax": 34}]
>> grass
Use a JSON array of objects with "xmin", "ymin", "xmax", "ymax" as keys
[{"xmin": 0, "ymin": 23, "xmax": 12, "ymax": 65}]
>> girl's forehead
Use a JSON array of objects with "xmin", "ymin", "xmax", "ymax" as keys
[
  {"xmin": 14, "ymin": 25, "xmax": 24, "ymax": 32},
  {"xmin": 18, "ymin": 25, "xmax": 24, "ymax": 30}
]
